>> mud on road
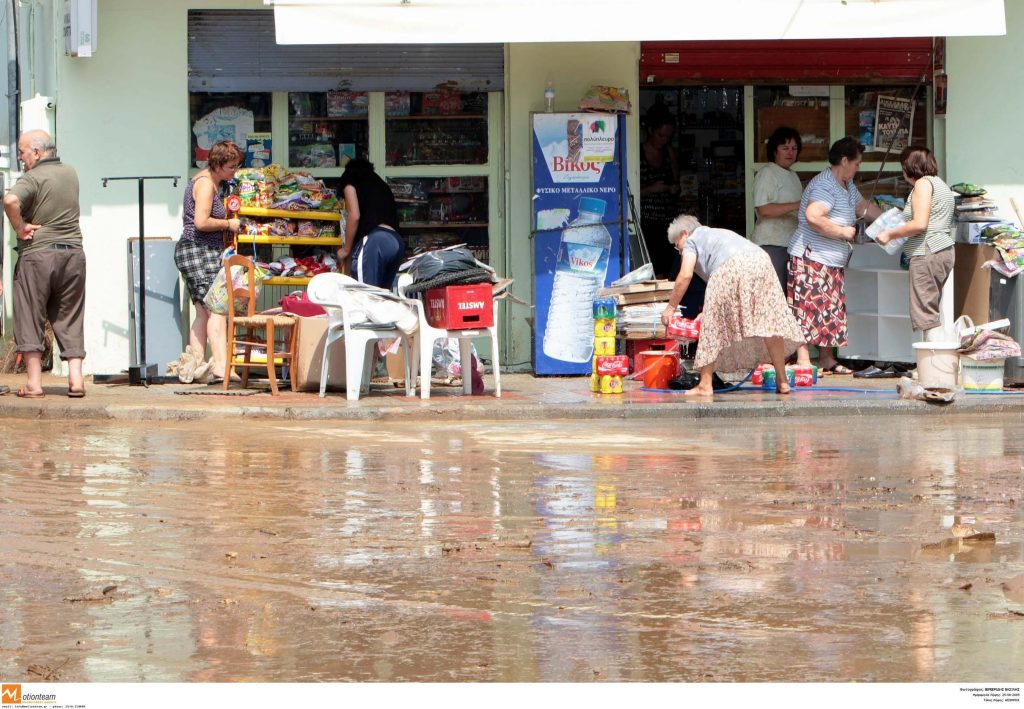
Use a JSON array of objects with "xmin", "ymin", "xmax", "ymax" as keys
[{"xmin": 1, "ymin": 415, "xmax": 1022, "ymax": 682}]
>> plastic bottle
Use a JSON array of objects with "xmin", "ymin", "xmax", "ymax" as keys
[
  {"xmin": 544, "ymin": 76, "xmax": 556, "ymax": 113},
  {"xmin": 543, "ymin": 197, "xmax": 612, "ymax": 363}
]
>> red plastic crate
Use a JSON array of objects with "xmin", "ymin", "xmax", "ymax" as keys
[{"xmin": 425, "ymin": 284, "xmax": 494, "ymax": 330}]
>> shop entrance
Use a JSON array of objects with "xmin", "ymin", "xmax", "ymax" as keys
[
  {"xmin": 638, "ymin": 86, "xmax": 745, "ymax": 277},
  {"xmin": 637, "ymin": 86, "xmax": 742, "ymax": 316}
]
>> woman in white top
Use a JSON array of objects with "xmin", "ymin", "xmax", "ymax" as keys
[{"xmin": 751, "ymin": 126, "xmax": 803, "ymax": 290}]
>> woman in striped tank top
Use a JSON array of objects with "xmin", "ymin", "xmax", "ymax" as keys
[{"xmin": 874, "ymin": 147, "xmax": 955, "ymax": 341}]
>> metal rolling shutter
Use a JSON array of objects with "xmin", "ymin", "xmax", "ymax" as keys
[
  {"xmin": 641, "ymin": 39, "xmax": 934, "ymax": 84},
  {"xmin": 188, "ymin": 10, "xmax": 504, "ymax": 92}
]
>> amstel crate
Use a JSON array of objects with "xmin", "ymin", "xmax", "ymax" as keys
[{"xmin": 425, "ymin": 284, "xmax": 494, "ymax": 330}]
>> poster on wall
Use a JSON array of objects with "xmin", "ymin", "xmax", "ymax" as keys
[
  {"xmin": 531, "ymin": 112, "xmax": 628, "ymax": 375},
  {"xmin": 872, "ymin": 95, "xmax": 915, "ymax": 153},
  {"xmin": 192, "ymin": 106, "xmax": 255, "ymax": 168}
]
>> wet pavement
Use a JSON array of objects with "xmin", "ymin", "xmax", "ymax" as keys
[
  {"xmin": 2, "ymin": 369, "xmax": 1024, "ymax": 423},
  {"xmin": 1, "ymin": 415, "xmax": 1022, "ymax": 682}
]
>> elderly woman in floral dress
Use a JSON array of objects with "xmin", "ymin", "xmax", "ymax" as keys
[{"xmin": 660, "ymin": 215, "xmax": 806, "ymax": 398}]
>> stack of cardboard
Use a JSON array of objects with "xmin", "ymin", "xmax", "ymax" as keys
[{"xmin": 597, "ymin": 281, "xmax": 674, "ymax": 338}]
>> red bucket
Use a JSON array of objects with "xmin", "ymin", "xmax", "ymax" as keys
[{"xmin": 640, "ymin": 351, "xmax": 678, "ymax": 389}]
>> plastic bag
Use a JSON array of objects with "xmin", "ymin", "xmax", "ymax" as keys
[
  {"xmin": 400, "ymin": 245, "xmax": 484, "ymax": 283},
  {"xmin": 578, "ymin": 85, "xmax": 632, "ymax": 114},
  {"xmin": 203, "ymin": 261, "xmax": 268, "ymax": 315}
]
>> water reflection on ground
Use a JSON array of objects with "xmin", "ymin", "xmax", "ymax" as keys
[{"xmin": 0, "ymin": 416, "xmax": 1021, "ymax": 682}]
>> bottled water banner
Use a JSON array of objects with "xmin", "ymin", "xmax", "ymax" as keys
[{"xmin": 532, "ymin": 113, "xmax": 628, "ymax": 375}]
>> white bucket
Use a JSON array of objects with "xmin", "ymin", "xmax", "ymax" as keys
[
  {"xmin": 961, "ymin": 357, "xmax": 1005, "ymax": 391},
  {"xmin": 912, "ymin": 341, "xmax": 960, "ymax": 389}
]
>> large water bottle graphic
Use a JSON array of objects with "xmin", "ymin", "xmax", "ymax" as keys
[{"xmin": 543, "ymin": 196, "xmax": 612, "ymax": 363}]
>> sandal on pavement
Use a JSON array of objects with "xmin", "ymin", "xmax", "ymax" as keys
[
  {"xmin": 820, "ymin": 363, "xmax": 853, "ymax": 375},
  {"xmin": 67, "ymin": 388, "xmax": 86, "ymax": 398},
  {"xmin": 17, "ymin": 387, "xmax": 45, "ymax": 399}
]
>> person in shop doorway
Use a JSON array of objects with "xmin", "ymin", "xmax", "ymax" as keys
[
  {"xmin": 639, "ymin": 105, "xmax": 681, "ymax": 279},
  {"xmin": 173, "ymin": 139, "xmax": 244, "ymax": 385},
  {"xmin": 751, "ymin": 126, "xmax": 803, "ymax": 291},
  {"xmin": 2, "ymin": 129, "xmax": 87, "ymax": 399},
  {"xmin": 787, "ymin": 137, "xmax": 883, "ymax": 375},
  {"xmin": 874, "ymin": 146, "xmax": 955, "ymax": 342},
  {"xmin": 660, "ymin": 215, "xmax": 805, "ymax": 398},
  {"xmin": 336, "ymin": 158, "xmax": 405, "ymax": 290}
]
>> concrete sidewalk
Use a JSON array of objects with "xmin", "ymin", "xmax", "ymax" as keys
[{"xmin": 1, "ymin": 368, "xmax": 1021, "ymax": 422}]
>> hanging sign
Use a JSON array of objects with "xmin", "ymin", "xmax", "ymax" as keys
[
  {"xmin": 872, "ymin": 95, "xmax": 915, "ymax": 152},
  {"xmin": 63, "ymin": 0, "xmax": 98, "ymax": 57}
]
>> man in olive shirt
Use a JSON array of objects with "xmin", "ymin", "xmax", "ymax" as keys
[{"xmin": 2, "ymin": 129, "xmax": 87, "ymax": 398}]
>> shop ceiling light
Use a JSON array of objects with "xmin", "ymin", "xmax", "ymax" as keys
[{"xmin": 271, "ymin": 0, "xmax": 1005, "ymax": 45}]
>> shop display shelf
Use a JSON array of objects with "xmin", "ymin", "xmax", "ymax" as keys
[
  {"xmin": 238, "ymin": 207, "xmax": 342, "ymax": 221},
  {"xmin": 403, "ymin": 222, "xmax": 488, "ymax": 228},
  {"xmin": 289, "ymin": 116, "xmax": 368, "ymax": 122},
  {"xmin": 263, "ymin": 276, "xmax": 316, "ymax": 286},
  {"xmin": 385, "ymin": 114, "xmax": 486, "ymax": 121},
  {"xmin": 237, "ymin": 236, "xmax": 343, "ymax": 246}
]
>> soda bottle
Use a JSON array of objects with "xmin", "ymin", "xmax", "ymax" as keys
[{"xmin": 543, "ymin": 197, "xmax": 613, "ymax": 363}]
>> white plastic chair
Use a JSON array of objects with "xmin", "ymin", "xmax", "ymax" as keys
[
  {"xmin": 397, "ymin": 273, "xmax": 501, "ymax": 400},
  {"xmin": 306, "ymin": 273, "xmax": 415, "ymax": 401}
]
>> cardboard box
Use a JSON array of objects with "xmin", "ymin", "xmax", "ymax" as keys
[
  {"xmin": 953, "ymin": 243, "xmax": 995, "ymax": 325},
  {"xmin": 293, "ymin": 315, "xmax": 347, "ymax": 392},
  {"xmin": 956, "ymin": 220, "xmax": 1010, "ymax": 245},
  {"xmin": 425, "ymin": 284, "xmax": 494, "ymax": 330}
]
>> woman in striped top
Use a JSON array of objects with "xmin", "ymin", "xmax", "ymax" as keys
[
  {"xmin": 787, "ymin": 137, "xmax": 883, "ymax": 374},
  {"xmin": 874, "ymin": 146, "xmax": 955, "ymax": 341}
]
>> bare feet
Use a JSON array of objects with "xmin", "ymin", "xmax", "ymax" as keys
[
  {"xmin": 776, "ymin": 382, "xmax": 791, "ymax": 395},
  {"xmin": 684, "ymin": 386, "xmax": 713, "ymax": 398}
]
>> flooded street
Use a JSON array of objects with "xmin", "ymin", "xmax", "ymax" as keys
[{"xmin": 1, "ymin": 415, "xmax": 1022, "ymax": 683}]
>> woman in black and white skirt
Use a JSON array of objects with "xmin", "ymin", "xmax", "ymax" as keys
[{"xmin": 173, "ymin": 140, "xmax": 243, "ymax": 383}]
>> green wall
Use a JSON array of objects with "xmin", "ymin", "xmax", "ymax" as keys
[
  {"xmin": 505, "ymin": 42, "xmax": 640, "ymax": 370},
  {"xmin": 946, "ymin": 2, "xmax": 1022, "ymax": 219},
  {"xmin": 54, "ymin": 0, "xmax": 263, "ymax": 374}
]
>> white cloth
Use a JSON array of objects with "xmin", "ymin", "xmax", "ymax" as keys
[
  {"xmin": 308, "ymin": 273, "xmax": 419, "ymax": 334},
  {"xmin": 751, "ymin": 162, "xmax": 803, "ymax": 248}
]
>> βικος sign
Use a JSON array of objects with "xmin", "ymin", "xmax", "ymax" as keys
[{"xmin": 872, "ymin": 95, "xmax": 915, "ymax": 153}]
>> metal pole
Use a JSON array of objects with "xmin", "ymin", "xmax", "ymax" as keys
[
  {"xmin": 137, "ymin": 178, "xmax": 147, "ymax": 380},
  {"xmin": 100, "ymin": 175, "xmax": 179, "ymax": 385}
]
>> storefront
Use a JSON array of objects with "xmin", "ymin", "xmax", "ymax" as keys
[
  {"xmin": 0, "ymin": 0, "xmax": 1015, "ymax": 377},
  {"xmin": 637, "ymin": 38, "xmax": 940, "ymax": 362}
]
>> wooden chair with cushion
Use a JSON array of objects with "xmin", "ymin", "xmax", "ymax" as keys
[{"xmin": 223, "ymin": 254, "xmax": 297, "ymax": 395}]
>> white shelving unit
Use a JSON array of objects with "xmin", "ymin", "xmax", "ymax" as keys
[
  {"xmin": 841, "ymin": 245, "xmax": 915, "ymax": 363},
  {"xmin": 843, "ymin": 243, "xmax": 956, "ymax": 363}
]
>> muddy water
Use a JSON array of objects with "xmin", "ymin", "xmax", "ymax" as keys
[{"xmin": 0, "ymin": 415, "xmax": 1022, "ymax": 683}]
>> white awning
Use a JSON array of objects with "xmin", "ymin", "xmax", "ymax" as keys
[{"xmin": 271, "ymin": 0, "xmax": 1006, "ymax": 45}]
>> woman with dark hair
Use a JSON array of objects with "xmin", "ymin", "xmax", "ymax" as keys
[
  {"xmin": 874, "ymin": 146, "xmax": 955, "ymax": 341},
  {"xmin": 337, "ymin": 158, "xmax": 405, "ymax": 289},
  {"xmin": 639, "ymin": 107, "xmax": 680, "ymax": 278},
  {"xmin": 173, "ymin": 139, "xmax": 244, "ymax": 382},
  {"xmin": 787, "ymin": 137, "xmax": 883, "ymax": 374},
  {"xmin": 752, "ymin": 126, "xmax": 803, "ymax": 290}
]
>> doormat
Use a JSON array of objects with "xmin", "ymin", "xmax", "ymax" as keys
[{"xmin": 174, "ymin": 389, "xmax": 260, "ymax": 396}]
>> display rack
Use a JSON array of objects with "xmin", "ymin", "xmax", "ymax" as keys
[
  {"xmin": 235, "ymin": 206, "xmax": 343, "ymax": 286},
  {"xmin": 841, "ymin": 245, "xmax": 914, "ymax": 363},
  {"xmin": 388, "ymin": 176, "xmax": 490, "ymax": 263}
]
